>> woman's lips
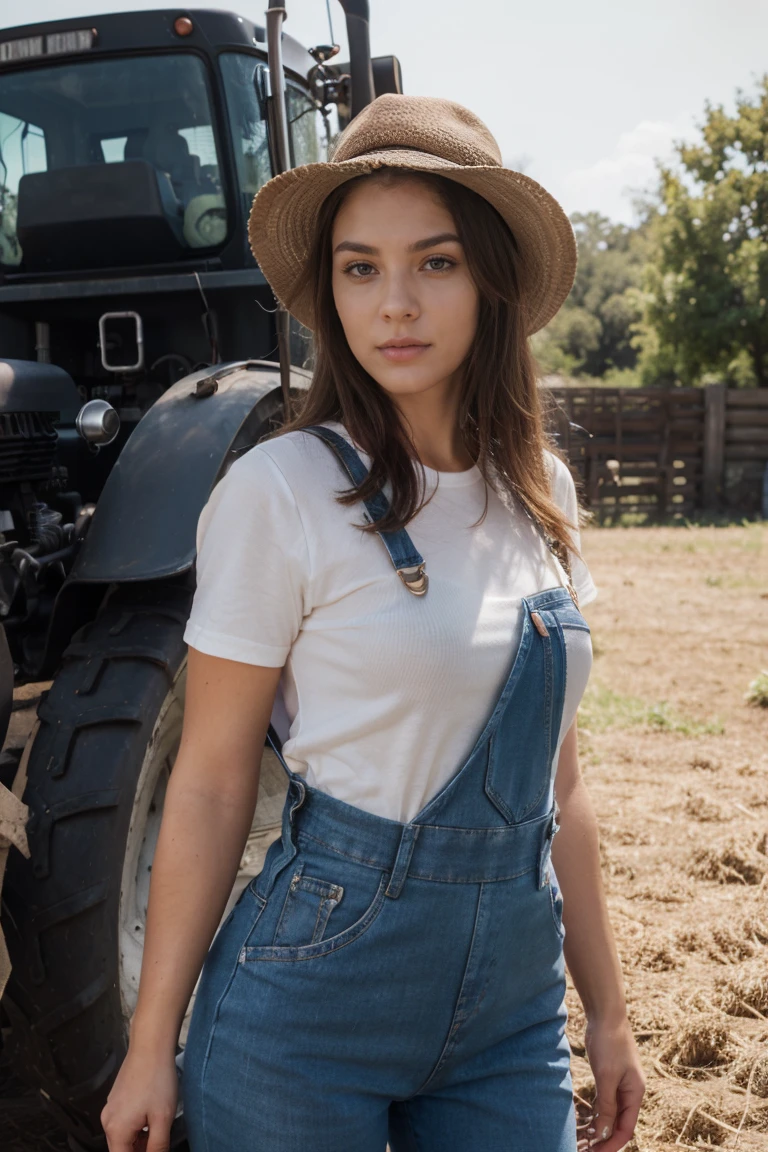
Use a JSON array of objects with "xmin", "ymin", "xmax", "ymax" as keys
[{"xmin": 377, "ymin": 343, "xmax": 431, "ymax": 363}]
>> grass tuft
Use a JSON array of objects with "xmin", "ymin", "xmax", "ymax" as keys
[
  {"xmin": 745, "ymin": 670, "xmax": 768, "ymax": 708},
  {"xmin": 578, "ymin": 683, "xmax": 725, "ymax": 735}
]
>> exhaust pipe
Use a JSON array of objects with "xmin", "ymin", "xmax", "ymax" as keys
[
  {"xmin": 265, "ymin": 0, "xmax": 291, "ymax": 178},
  {"xmin": 263, "ymin": 0, "xmax": 376, "ymax": 421},
  {"xmin": 265, "ymin": 0, "xmax": 293, "ymax": 420},
  {"xmin": 266, "ymin": 0, "xmax": 376, "ymax": 172},
  {"xmin": 336, "ymin": 0, "xmax": 375, "ymax": 117}
]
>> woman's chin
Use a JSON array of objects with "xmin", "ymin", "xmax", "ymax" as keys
[{"xmin": 365, "ymin": 366, "xmax": 456, "ymax": 400}]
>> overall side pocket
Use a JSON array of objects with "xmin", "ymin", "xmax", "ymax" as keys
[
  {"xmin": 241, "ymin": 839, "xmax": 389, "ymax": 963},
  {"xmin": 273, "ymin": 865, "xmax": 345, "ymax": 946}
]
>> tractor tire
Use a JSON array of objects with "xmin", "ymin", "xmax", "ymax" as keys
[{"xmin": 0, "ymin": 578, "xmax": 288, "ymax": 1149}]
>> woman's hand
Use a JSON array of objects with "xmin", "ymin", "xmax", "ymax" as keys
[
  {"xmin": 100, "ymin": 1047, "xmax": 179, "ymax": 1152},
  {"xmin": 580, "ymin": 1014, "xmax": 646, "ymax": 1151}
]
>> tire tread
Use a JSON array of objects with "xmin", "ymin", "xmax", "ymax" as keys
[{"xmin": 2, "ymin": 581, "xmax": 193, "ymax": 1142}]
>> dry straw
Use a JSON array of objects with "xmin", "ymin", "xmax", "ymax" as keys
[
  {"xmin": 714, "ymin": 960, "xmax": 768, "ymax": 1019},
  {"xmin": 688, "ymin": 829, "xmax": 768, "ymax": 887}
]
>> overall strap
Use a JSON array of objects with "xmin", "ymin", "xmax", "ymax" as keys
[{"xmin": 302, "ymin": 424, "xmax": 428, "ymax": 597}]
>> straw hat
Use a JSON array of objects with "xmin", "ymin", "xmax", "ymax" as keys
[{"xmin": 247, "ymin": 94, "xmax": 577, "ymax": 334}]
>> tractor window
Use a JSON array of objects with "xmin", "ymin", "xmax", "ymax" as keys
[
  {"xmin": 0, "ymin": 53, "xmax": 228, "ymax": 269},
  {"xmin": 287, "ymin": 83, "xmax": 334, "ymax": 167},
  {"xmin": 220, "ymin": 54, "xmax": 272, "ymax": 219},
  {"xmin": 220, "ymin": 54, "xmax": 336, "ymax": 233},
  {"xmin": 101, "ymin": 136, "xmax": 129, "ymax": 165},
  {"xmin": 0, "ymin": 111, "xmax": 47, "ymax": 265}
]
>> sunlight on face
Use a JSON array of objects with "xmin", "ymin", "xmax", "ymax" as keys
[{"xmin": 331, "ymin": 176, "xmax": 479, "ymax": 405}]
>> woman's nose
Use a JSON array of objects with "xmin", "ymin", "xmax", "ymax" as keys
[{"xmin": 379, "ymin": 273, "xmax": 420, "ymax": 322}]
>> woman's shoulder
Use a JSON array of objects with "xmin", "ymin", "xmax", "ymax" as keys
[
  {"xmin": 232, "ymin": 424, "xmax": 346, "ymax": 497},
  {"xmin": 542, "ymin": 448, "xmax": 578, "ymax": 514}
]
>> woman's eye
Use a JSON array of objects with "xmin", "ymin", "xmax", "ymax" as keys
[
  {"xmin": 424, "ymin": 256, "xmax": 454, "ymax": 272},
  {"xmin": 346, "ymin": 261, "xmax": 376, "ymax": 278}
]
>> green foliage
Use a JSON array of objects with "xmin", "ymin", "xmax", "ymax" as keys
[
  {"xmin": 637, "ymin": 75, "xmax": 768, "ymax": 387},
  {"xmin": 745, "ymin": 670, "xmax": 768, "ymax": 708},
  {"xmin": 578, "ymin": 681, "xmax": 725, "ymax": 735},
  {"xmin": 534, "ymin": 212, "xmax": 648, "ymax": 379}
]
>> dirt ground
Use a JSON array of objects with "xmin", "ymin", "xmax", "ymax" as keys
[
  {"xmin": 2, "ymin": 519, "xmax": 767, "ymax": 1150},
  {"xmin": 568, "ymin": 519, "xmax": 768, "ymax": 1150}
]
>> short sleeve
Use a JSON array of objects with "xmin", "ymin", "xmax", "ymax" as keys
[
  {"xmin": 546, "ymin": 453, "xmax": 599, "ymax": 608},
  {"xmin": 182, "ymin": 446, "xmax": 310, "ymax": 666}
]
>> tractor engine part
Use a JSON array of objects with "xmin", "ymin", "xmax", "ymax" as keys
[
  {"xmin": 98, "ymin": 312, "xmax": 145, "ymax": 374},
  {"xmin": 75, "ymin": 399, "xmax": 121, "ymax": 446}
]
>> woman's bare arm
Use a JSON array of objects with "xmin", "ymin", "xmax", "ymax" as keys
[
  {"xmin": 551, "ymin": 718, "xmax": 626, "ymax": 1023},
  {"xmin": 552, "ymin": 718, "xmax": 645, "ymax": 1151},
  {"xmin": 128, "ymin": 647, "xmax": 283, "ymax": 1054},
  {"xmin": 101, "ymin": 647, "xmax": 282, "ymax": 1151}
]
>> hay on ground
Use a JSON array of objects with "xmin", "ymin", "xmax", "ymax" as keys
[
  {"xmin": 683, "ymin": 790, "xmax": 729, "ymax": 822},
  {"xmin": 689, "ymin": 753, "xmax": 722, "ymax": 772},
  {"xmin": 658, "ymin": 1013, "xmax": 740, "ymax": 1076},
  {"xmin": 676, "ymin": 913, "xmax": 768, "ymax": 963},
  {"xmin": 730, "ymin": 1043, "xmax": 768, "ymax": 1097},
  {"xmin": 648, "ymin": 1080, "xmax": 768, "ymax": 1145},
  {"xmin": 714, "ymin": 961, "xmax": 768, "ymax": 1018},
  {"xmin": 623, "ymin": 933, "xmax": 683, "ymax": 972},
  {"xmin": 688, "ymin": 834, "xmax": 768, "ymax": 885},
  {"xmin": 629, "ymin": 879, "xmax": 696, "ymax": 903}
]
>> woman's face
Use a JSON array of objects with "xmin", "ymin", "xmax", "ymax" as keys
[{"xmin": 331, "ymin": 176, "xmax": 480, "ymax": 404}]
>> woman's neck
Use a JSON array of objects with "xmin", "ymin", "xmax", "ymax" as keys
[{"xmin": 393, "ymin": 379, "xmax": 474, "ymax": 474}]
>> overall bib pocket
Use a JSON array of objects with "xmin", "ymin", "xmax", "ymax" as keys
[
  {"xmin": 485, "ymin": 597, "xmax": 591, "ymax": 827},
  {"xmin": 485, "ymin": 606, "xmax": 555, "ymax": 823},
  {"xmin": 240, "ymin": 848, "xmax": 390, "ymax": 962}
]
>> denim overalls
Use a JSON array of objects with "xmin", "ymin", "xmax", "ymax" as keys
[{"xmin": 182, "ymin": 428, "xmax": 589, "ymax": 1152}]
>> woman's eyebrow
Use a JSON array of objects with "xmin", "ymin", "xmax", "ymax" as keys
[
  {"xmin": 409, "ymin": 232, "xmax": 461, "ymax": 252},
  {"xmin": 333, "ymin": 232, "xmax": 461, "ymax": 256},
  {"xmin": 334, "ymin": 240, "xmax": 377, "ymax": 255}
]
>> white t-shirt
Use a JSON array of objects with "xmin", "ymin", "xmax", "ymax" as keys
[{"xmin": 183, "ymin": 422, "xmax": 598, "ymax": 823}]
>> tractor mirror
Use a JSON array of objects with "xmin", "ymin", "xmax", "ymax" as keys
[{"xmin": 371, "ymin": 56, "xmax": 403, "ymax": 97}]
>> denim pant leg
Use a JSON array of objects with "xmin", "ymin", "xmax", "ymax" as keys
[
  {"xmin": 182, "ymin": 848, "xmax": 396, "ymax": 1152},
  {"xmin": 183, "ymin": 761, "xmax": 575, "ymax": 1151},
  {"xmin": 388, "ymin": 1014, "xmax": 577, "ymax": 1152}
]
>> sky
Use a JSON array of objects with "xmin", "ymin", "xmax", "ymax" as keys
[{"xmin": 3, "ymin": 0, "xmax": 768, "ymax": 224}]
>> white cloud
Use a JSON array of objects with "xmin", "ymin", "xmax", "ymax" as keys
[{"xmin": 561, "ymin": 117, "xmax": 695, "ymax": 224}]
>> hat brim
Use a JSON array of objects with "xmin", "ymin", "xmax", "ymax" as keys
[{"xmin": 247, "ymin": 149, "xmax": 576, "ymax": 336}]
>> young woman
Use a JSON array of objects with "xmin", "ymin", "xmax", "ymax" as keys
[{"xmin": 101, "ymin": 95, "xmax": 645, "ymax": 1152}]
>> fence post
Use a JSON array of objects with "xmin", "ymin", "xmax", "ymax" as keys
[{"xmin": 702, "ymin": 382, "xmax": 726, "ymax": 511}]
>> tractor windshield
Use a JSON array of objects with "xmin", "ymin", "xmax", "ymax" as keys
[
  {"xmin": 220, "ymin": 53, "xmax": 335, "ymax": 226},
  {"xmin": 0, "ymin": 53, "xmax": 227, "ymax": 269}
]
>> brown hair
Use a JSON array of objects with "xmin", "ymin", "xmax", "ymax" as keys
[{"xmin": 277, "ymin": 169, "xmax": 584, "ymax": 572}]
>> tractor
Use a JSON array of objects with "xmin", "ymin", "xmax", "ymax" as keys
[{"xmin": 0, "ymin": 5, "xmax": 401, "ymax": 1147}]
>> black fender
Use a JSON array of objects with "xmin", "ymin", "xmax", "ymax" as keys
[
  {"xmin": 70, "ymin": 360, "xmax": 310, "ymax": 582},
  {"xmin": 0, "ymin": 623, "xmax": 14, "ymax": 749},
  {"xmin": 34, "ymin": 361, "xmax": 309, "ymax": 679}
]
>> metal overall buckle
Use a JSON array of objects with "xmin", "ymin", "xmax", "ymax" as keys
[{"xmin": 397, "ymin": 562, "xmax": 429, "ymax": 596}]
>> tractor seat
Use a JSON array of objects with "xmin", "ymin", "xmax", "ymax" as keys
[{"xmin": 126, "ymin": 125, "xmax": 203, "ymax": 208}]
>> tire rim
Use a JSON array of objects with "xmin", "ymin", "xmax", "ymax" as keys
[{"xmin": 118, "ymin": 654, "xmax": 288, "ymax": 1045}]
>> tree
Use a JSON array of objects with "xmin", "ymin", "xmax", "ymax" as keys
[
  {"xmin": 534, "ymin": 212, "xmax": 647, "ymax": 379},
  {"xmin": 638, "ymin": 75, "xmax": 768, "ymax": 387}
]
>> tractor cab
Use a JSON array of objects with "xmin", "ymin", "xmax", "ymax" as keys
[
  {"xmin": 0, "ymin": 10, "xmax": 400, "ymax": 383},
  {"xmin": 0, "ymin": 13, "xmax": 331, "ymax": 273}
]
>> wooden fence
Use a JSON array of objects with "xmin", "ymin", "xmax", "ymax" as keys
[{"xmin": 543, "ymin": 383, "xmax": 768, "ymax": 518}]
